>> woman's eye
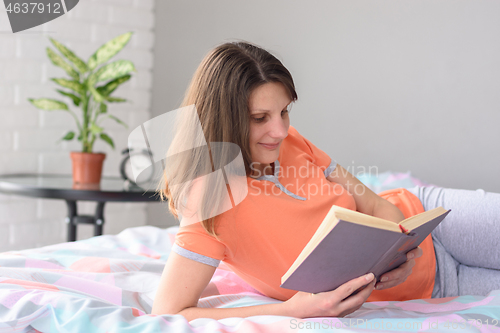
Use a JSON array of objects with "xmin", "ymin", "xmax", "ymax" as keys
[{"xmin": 252, "ymin": 110, "xmax": 288, "ymax": 123}]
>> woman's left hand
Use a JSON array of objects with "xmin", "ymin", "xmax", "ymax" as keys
[{"xmin": 374, "ymin": 246, "xmax": 423, "ymax": 290}]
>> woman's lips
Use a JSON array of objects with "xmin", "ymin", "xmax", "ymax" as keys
[{"xmin": 259, "ymin": 142, "xmax": 280, "ymax": 149}]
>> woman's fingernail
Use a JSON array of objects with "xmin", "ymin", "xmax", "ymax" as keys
[
  {"xmin": 365, "ymin": 273, "xmax": 374, "ymax": 281},
  {"xmin": 381, "ymin": 277, "xmax": 388, "ymax": 282},
  {"xmin": 408, "ymin": 253, "xmax": 414, "ymax": 259},
  {"xmin": 376, "ymin": 284, "xmax": 383, "ymax": 290}
]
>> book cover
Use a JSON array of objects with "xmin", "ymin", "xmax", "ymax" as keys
[{"xmin": 280, "ymin": 209, "xmax": 450, "ymax": 294}]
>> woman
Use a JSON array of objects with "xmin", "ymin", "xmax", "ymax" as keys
[{"xmin": 152, "ymin": 41, "xmax": 500, "ymax": 320}]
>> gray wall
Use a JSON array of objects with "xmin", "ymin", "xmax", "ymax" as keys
[{"xmin": 149, "ymin": 0, "xmax": 500, "ymax": 227}]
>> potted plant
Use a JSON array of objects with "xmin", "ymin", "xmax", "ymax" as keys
[{"xmin": 28, "ymin": 32, "xmax": 135, "ymax": 185}]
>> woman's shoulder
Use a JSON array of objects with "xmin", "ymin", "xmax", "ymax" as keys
[
  {"xmin": 283, "ymin": 125, "xmax": 305, "ymax": 147},
  {"xmin": 281, "ymin": 125, "xmax": 332, "ymax": 169},
  {"xmin": 283, "ymin": 125, "xmax": 313, "ymax": 153},
  {"xmin": 286, "ymin": 125, "xmax": 300, "ymax": 138}
]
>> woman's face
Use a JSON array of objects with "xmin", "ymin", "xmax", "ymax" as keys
[{"xmin": 248, "ymin": 82, "xmax": 292, "ymax": 176}]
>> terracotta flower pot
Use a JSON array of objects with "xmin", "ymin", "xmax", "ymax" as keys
[{"xmin": 70, "ymin": 152, "xmax": 106, "ymax": 184}]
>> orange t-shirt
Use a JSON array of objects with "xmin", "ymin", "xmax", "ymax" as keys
[{"xmin": 174, "ymin": 126, "xmax": 435, "ymax": 302}]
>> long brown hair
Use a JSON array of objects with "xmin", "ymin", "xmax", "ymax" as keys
[{"xmin": 158, "ymin": 41, "xmax": 298, "ymax": 237}]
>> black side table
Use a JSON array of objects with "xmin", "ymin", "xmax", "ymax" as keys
[{"xmin": 0, "ymin": 174, "xmax": 162, "ymax": 242}]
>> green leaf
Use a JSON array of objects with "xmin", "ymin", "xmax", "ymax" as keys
[
  {"xmin": 60, "ymin": 131, "xmax": 75, "ymax": 141},
  {"xmin": 90, "ymin": 123, "xmax": 104, "ymax": 135},
  {"xmin": 77, "ymin": 133, "xmax": 82, "ymax": 141},
  {"xmin": 106, "ymin": 114, "xmax": 128, "ymax": 128},
  {"xmin": 56, "ymin": 89, "xmax": 81, "ymax": 106},
  {"xmin": 99, "ymin": 133, "xmax": 115, "ymax": 149},
  {"xmin": 106, "ymin": 97, "xmax": 127, "ymax": 103},
  {"xmin": 95, "ymin": 60, "xmax": 135, "ymax": 83},
  {"xmin": 50, "ymin": 38, "xmax": 88, "ymax": 73},
  {"xmin": 87, "ymin": 32, "xmax": 133, "ymax": 71},
  {"xmin": 51, "ymin": 78, "xmax": 85, "ymax": 95},
  {"xmin": 96, "ymin": 74, "xmax": 131, "ymax": 97},
  {"xmin": 46, "ymin": 48, "xmax": 79, "ymax": 80},
  {"xmin": 28, "ymin": 98, "xmax": 68, "ymax": 111},
  {"xmin": 99, "ymin": 103, "xmax": 107, "ymax": 114},
  {"xmin": 88, "ymin": 86, "xmax": 105, "ymax": 103}
]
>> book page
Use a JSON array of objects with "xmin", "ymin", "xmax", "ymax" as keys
[
  {"xmin": 399, "ymin": 207, "xmax": 448, "ymax": 231},
  {"xmin": 331, "ymin": 206, "xmax": 402, "ymax": 233}
]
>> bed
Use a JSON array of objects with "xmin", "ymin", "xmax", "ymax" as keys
[{"xmin": 1, "ymin": 171, "xmax": 499, "ymax": 333}]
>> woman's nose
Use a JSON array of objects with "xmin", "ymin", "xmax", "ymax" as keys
[{"xmin": 268, "ymin": 116, "xmax": 288, "ymax": 139}]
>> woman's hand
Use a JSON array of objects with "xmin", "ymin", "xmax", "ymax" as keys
[
  {"xmin": 282, "ymin": 273, "xmax": 376, "ymax": 318},
  {"xmin": 374, "ymin": 246, "xmax": 423, "ymax": 291}
]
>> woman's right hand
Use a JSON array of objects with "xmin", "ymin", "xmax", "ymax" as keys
[{"xmin": 282, "ymin": 273, "xmax": 376, "ymax": 318}]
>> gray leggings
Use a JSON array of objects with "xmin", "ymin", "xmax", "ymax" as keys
[{"xmin": 407, "ymin": 186, "xmax": 500, "ymax": 298}]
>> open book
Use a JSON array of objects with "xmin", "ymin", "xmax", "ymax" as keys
[{"xmin": 280, "ymin": 205, "xmax": 451, "ymax": 293}]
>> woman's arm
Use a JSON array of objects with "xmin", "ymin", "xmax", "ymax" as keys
[
  {"xmin": 371, "ymin": 197, "xmax": 406, "ymax": 223},
  {"xmin": 152, "ymin": 251, "xmax": 290, "ymax": 320},
  {"xmin": 152, "ymin": 251, "xmax": 376, "ymax": 320},
  {"xmin": 326, "ymin": 164, "xmax": 405, "ymax": 223}
]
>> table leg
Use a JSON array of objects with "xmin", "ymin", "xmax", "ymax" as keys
[
  {"xmin": 65, "ymin": 200, "xmax": 107, "ymax": 242},
  {"xmin": 65, "ymin": 200, "xmax": 77, "ymax": 242},
  {"xmin": 94, "ymin": 202, "xmax": 105, "ymax": 237}
]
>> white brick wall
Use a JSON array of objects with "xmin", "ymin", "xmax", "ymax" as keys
[{"xmin": 0, "ymin": 0, "xmax": 155, "ymax": 251}]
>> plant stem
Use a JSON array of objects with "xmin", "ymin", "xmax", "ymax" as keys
[
  {"xmin": 89, "ymin": 98, "xmax": 101, "ymax": 152},
  {"xmin": 68, "ymin": 109, "xmax": 82, "ymax": 133},
  {"xmin": 89, "ymin": 106, "xmax": 99, "ymax": 150},
  {"xmin": 82, "ymin": 92, "xmax": 90, "ymax": 153}
]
